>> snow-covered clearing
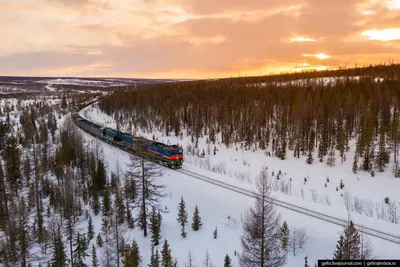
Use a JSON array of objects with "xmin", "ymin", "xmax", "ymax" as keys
[
  {"xmin": 77, "ymin": 102, "xmax": 400, "ymax": 265},
  {"xmin": 79, "ymin": 104, "xmax": 400, "ymax": 227},
  {"xmin": 77, "ymin": 127, "xmax": 400, "ymax": 266}
]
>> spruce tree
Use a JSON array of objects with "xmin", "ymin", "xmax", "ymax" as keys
[
  {"xmin": 280, "ymin": 221, "xmax": 289, "ymax": 250},
  {"xmin": 73, "ymin": 233, "xmax": 89, "ymax": 266},
  {"xmin": 333, "ymin": 235, "xmax": 344, "ymax": 260},
  {"xmin": 191, "ymin": 205, "xmax": 202, "ymax": 231},
  {"xmin": 88, "ymin": 216, "xmax": 94, "ymax": 240},
  {"xmin": 102, "ymin": 186, "xmax": 112, "ymax": 217},
  {"xmin": 161, "ymin": 239, "xmax": 172, "ymax": 267},
  {"xmin": 224, "ymin": 254, "xmax": 231, "ymax": 267},
  {"xmin": 92, "ymin": 245, "xmax": 99, "ymax": 267},
  {"xmin": 149, "ymin": 244, "xmax": 161, "ymax": 267},
  {"xmin": 150, "ymin": 207, "xmax": 162, "ymax": 246},
  {"xmin": 96, "ymin": 233, "xmax": 103, "ymax": 247},
  {"xmin": 177, "ymin": 196, "xmax": 188, "ymax": 237},
  {"xmin": 343, "ymin": 220, "xmax": 361, "ymax": 260},
  {"xmin": 51, "ymin": 228, "xmax": 68, "ymax": 267}
]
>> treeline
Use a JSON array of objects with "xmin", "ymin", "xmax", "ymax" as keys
[{"xmin": 98, "ymin": 64, "xmax": 400, "ymax": 176}]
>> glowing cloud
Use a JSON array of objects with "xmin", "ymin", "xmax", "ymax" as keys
[
  {"xmin": 290, "ymin": 37, "xmax": 316, "ymax": 42},
  {"xmin": 303, "ymin": 53, "xmax": 331, "ymax": 60},
  {"xmin": 0, "ymin": 0, "xmax": 399, "ymax": 78},
  {"xmin": 389, "ymin": 0, "xmax": 400, "ymax": 9},
  {"xmin": 362, "ymin": 29, "xmax": 400, "ymax": 41},
  {"xmin": 184, "ymin": 36, "xmax": 226, "ymax": 45}
]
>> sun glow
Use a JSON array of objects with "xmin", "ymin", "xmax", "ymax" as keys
[
  {"xmin": 303, "ymin": 53, "xmax": 331, "ymax": 59},
  {"xmin": 389, "ymin": 0, "xmax": 400, "ymax": 9},
  {"xmin": 290, "ymin": 36, "xmax": 316, "ymax": 42},
  {"xmin": 362, "ymin": 28, "xmax": 400, "ymax": 41}
]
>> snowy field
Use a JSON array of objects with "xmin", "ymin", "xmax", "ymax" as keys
[
  {"xmin": 76, "ymin": 125, "xmax": 400, "ymax": 266},
  {"xmin": 79, "ymin": 103, "xmax": 400, "ymax": 227},
  {"xmin": 77, "ymin": 102, "xmax": 400, "ymax": 265}
]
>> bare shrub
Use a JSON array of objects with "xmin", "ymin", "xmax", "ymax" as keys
[
  {"xmin": 353, "ymin": 197, "xmax": 364, "ymax": 215},
  {"xmin": 342, "ymin": 191, "xmax": 352, "ymax": 211},
  {"xmin": 289, "ymin": 227, "xmax": 308, "ymax": 256},
  {"xmin": 310, "ymin": 189, "xmax": 318, "ymax": 203},
  {"xmin": 279, "ymin": 180, "xmax": 291, "ymax": 195},
  {"xmin": 375, "ymin": 203, "xmax": 386, "ymax": 220},
  {"xmin": 296, "ymin": 228, "xmax": 308, "ymax": 249},
  {"xmin": 388, "ymin": 202, "xmax": 399, "ymax": 224},
  {"xmin": 363, "ymin": 200, "xmax": 374, "ymax": 218},
  {"xmin": 324, "ymin": 195, "xmax": 331, "ymax": 206},
  {"xmin": 272, "ymin": 179, "xmax": 279, "ymax": 191},
  {"xmin": 234, "ymin": 171, "xmax": 251, "ymax": 183},
  {"xmin": 360, "ymin": 233, "xmax": 373, "ymax": 259},
  {"xmin": 203, "ymin": 157, "xmax": 211, "ymax": 171}
]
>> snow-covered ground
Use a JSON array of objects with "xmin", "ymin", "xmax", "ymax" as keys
[
  {"xmin": 76, "ymin": 126, "xmax": 400, "ymax": 266},
  {"xmin": 77, "ymin": 102, "xmax": 400, "ymax": 265},
  {"xmin": 79, "ymin": 104, "xmax": 400, "ymax": 226}
]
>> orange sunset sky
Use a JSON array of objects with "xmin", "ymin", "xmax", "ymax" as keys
[{"xmin": 1, "ymin": 0, "xmax": 400, "ymax": 79}]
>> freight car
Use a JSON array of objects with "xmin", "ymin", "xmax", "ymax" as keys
[{"xmin": 71, "ymin": 112, "xmax": 184, "ymax": 168}]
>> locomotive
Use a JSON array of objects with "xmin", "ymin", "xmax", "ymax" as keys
[{"xmin": 71, "ymin": 111, "xmax": 184, "ymax": 169}]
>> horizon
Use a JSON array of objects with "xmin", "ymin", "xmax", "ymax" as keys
[{"xmin": 1, "ymin": 0, "xmax": 400, "ymax": 79}]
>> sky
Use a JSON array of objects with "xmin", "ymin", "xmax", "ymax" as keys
[{"xmin": 0, "ymin": 0, "xmax": 400, "ymax": 79}]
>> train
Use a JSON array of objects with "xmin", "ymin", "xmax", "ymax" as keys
[{"xmin": 71, "ymin": 109, "xmax": 184, "ymax": 169}]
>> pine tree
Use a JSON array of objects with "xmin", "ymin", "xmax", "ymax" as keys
[
  {"xmin": 88, "ymin": 216, "xmax": 94, "ymax": 240},
  {"xmin": 213, "ymin": 227, "xmax": 218, "ymax": 239},
  {"xmin": 224, "ymin": 254, "xmax": 231, "ymax": 267},
  {"xmin": 280, "ymin": 221, "xmax": 289, "ymax": 250},
  {"xmin": 239, "ymin": 168, "xmax": 286, "ymax": 267},
  {"xmin": 150, "ymin": 207, "xmax": 162, "ymax": 246},
  {"xmin": 161, "ymin": 239, "xmax": 172, "ymax": 267},
  {"xmin": 92, "ymin": 245, "xmax": 99, "ymax": 267},
  {"xmin": 177, "ymin": 196, "xmax": 188, "ymax": 237},
  {"xmin": 191, "ymin": 205, "xmax": 202, "ymax": 231}
]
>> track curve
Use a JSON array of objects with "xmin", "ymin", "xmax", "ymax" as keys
[{"xmin": 74, "ymin": 101, "xmax": 400, "ymax": 245}]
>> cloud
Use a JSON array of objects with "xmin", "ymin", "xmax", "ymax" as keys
[
  {"xmin": 0, "ymin": 0, "xmax": 399, "ymax": 78},
  {"xmin": 362, "ymin": 28, "xmax": 400, "ymax": 41},
  {"xmin": 303, "ymin": 53, "xmax": 331, "ymax": 60},
  {"xmin": 290, "ymin": 37, "xmax": 316, "ymax": 42}
]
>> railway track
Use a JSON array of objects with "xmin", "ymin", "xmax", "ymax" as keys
[
  {"xmin": 177, "ymin": 169, "xmax": 400, "ymax": 245},
  {"xmin": 74, "ymin": 102, "xmax": 400, "ymax": 245}
]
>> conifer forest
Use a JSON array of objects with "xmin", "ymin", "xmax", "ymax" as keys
[{"xmin": 0, "ymin": 65, "xmax": 400, "ymax": 266}]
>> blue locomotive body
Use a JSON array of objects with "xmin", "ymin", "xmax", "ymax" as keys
[{"xmin": 72, "ymin": 111, "xmax": 183, "ymax": 168}]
